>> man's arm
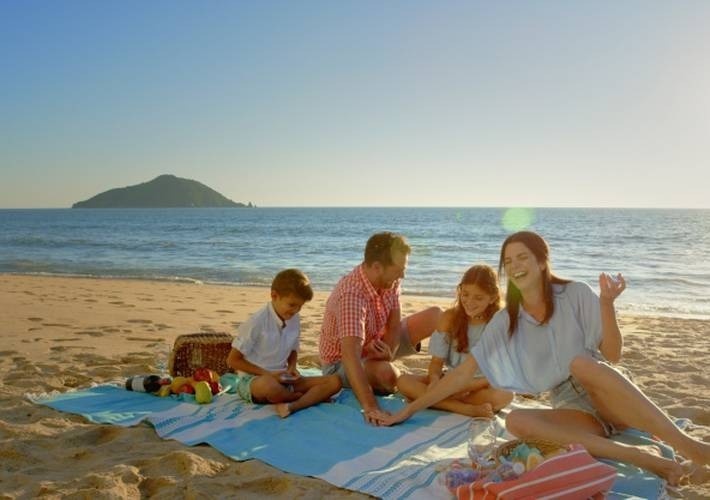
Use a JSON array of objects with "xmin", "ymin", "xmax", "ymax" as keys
[
  {"xmin": 380, "ymin": 306, "xmax": 402, "ymax": 357},
  {"xmin": 341, "ymin": 336, "xmax": 381, "ymax": 419}
]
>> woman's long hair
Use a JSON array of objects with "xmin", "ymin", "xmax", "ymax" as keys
[
  {"xmin": 450, "ymin": 264, "xmax": 502, "ymax": 352},
  {"xmin": 498, "ymin": 231, "xmax": 570, "ymax": 336}
]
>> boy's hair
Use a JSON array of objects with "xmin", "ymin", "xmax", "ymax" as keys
[
  {"xmin": 271, "ymin": 268, "xmax": 314, "ymax": 301},
  {"xmin": 364, "ymin": 232, "xmax": 411, "ymax": 266}
]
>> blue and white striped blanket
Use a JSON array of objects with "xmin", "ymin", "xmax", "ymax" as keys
[{"xmin": 32, "ymin": 376, "xmax": 669, "ymax": 500}]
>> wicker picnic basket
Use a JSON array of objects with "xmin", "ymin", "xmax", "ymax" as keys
[
  {"xmin": 494, "ymin": 438, "xmax": 566, "ymax": 462},
  {"xmin": 168, "ymin": 332, "xmax": 234, "ymax": 377}
]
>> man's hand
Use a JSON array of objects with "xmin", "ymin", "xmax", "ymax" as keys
[
  {"xmin": 362, "ymin": 407, "xmax": 391, "ymax": 426},
  {"xmin": 364, "ymin": 339, "xmax": 393, "ymax": 361},
  {"xmin": 372, "ymin": 408, "xmax": 408, "ymax": 427}
]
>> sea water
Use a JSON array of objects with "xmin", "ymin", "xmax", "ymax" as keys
[{"xmin": 1, "ymin": 207, "xmax": 709, "ymax": 319}]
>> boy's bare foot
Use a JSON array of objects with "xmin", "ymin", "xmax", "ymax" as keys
[
  {"xmin": 275, "ymin": 403, "xmax": 291, "ymax": 418},
  {"xmin": 464, "ymin": 403, "xmax": 494, "ymax": 418}
]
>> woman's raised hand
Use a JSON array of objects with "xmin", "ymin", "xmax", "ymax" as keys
[{"xmin": 599, "ymin": 272, "xmax": 626, "ymax": 302}]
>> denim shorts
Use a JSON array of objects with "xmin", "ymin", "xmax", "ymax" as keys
[
  {"xmin": 550, "ymin": 376, "xmax": 618, "ymax": 437},
  {"xmin": 322, "ymin": 318, "xmax": 419, "ymax": 388}
]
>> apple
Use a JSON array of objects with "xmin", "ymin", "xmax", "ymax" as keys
[
  {"xmin": 208, "ymin": 380, "xmax": 222, "ymax": 395},
  {"xmin": 192, "ymin": 367, "xmax": 212, "ymax": 382},
  {"xmin": 176, "ymin": 384, "xmax": 195, "ymax": 394}
]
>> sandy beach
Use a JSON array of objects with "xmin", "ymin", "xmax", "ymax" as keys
[{"xmin": 1, "ymin": 274, "xmax": 708, "ymax": 499}]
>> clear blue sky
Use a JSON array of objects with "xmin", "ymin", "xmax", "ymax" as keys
[{"xmin": 2, "ymin": 1, "xmax": 709, "ymax": 208}]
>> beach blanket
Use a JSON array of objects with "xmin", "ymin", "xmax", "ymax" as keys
[{"xmin": 30, "ymin": 374, "xmax": 670, "ymax": 500}]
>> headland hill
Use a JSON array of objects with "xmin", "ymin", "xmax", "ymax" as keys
[{"xmin": 72, "ymin": 174, "xmax": 254, "ymax": 208}]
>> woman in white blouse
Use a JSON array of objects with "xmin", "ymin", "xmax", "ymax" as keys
[{"xmin": 377, "ymin": 231, "xmax": 708, "ymax": 485}]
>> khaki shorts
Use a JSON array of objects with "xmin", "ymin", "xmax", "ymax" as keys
[{"xmin": 322, "ymin": 318, "xmax": 419, "ymax": 388}]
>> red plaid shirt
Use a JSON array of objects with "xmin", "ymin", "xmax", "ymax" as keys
[{"xmin": 319, "ymin": 264, "xmax": 401, "ymax": 365}]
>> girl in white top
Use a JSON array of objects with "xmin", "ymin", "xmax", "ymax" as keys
[
  {"xmin": 396, "ymin": 264, "xmax": 513, "ymax": 417},
  {"xmin": 377, "ymin": 231, "xmax": 709, "ymax": 485}
]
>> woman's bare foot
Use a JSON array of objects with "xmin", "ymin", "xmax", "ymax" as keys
[
  {"xmin": 634, "ymin": 445, "xmax": 685, "ymax": 485},
  {"xmin": 275, "ymin": 403, "xmax": 291, "ymax": 418},
  {"xmin": 681, "ymin": 439, "xmax": 710, "ymax": 467},
  {"xmin": 464, "ymin": 403, "xmax": 494, "ymax": 418},
  {"xmin": 680, "ymin": 461, "xmax": 710, "ymax": 485}
]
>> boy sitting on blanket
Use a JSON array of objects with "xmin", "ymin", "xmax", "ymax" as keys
[{"xmin": 226, "ymin": 268, "xmax": 341, "ymax": 418}]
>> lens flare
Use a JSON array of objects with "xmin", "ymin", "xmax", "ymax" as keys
[{"xmin": 501, "ymin": 208, "xmax": 535, "ymax": 232}]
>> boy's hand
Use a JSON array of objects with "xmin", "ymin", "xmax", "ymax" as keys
[{"xmin": 278, "ymin": 371, "xmax": 301, "ymax": 384}]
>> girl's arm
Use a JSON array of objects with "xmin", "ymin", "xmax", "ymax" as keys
[
  {"xmin": 376, "ymin": 354, "xmax": 479, "ymax": 426},
  {"xmin": 598, "ymin": 273, "xmax": 626, "ymax": 363}
]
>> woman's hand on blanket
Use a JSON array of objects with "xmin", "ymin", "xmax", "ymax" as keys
[{"xmin": 599, "ymin": 272, "xmax": 626, "ymax": 302}]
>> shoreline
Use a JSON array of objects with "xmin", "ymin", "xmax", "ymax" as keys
[
  {"xmin": 1, "ymin": 274, "xmax": 708, "ymax": 498},
  {"xmin": 3, "ymin": 271, "xmax": 708, "ymax": 322}
]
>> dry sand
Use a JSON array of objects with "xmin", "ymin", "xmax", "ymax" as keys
[{"xmin": 0, "ymin": 274, "xmax": 708, "ymax": 499}]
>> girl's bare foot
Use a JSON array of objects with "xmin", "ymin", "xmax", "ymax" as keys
[
  {"xmin": 275, "ymin": 403, "xmax": 291, "ymax": 418},
  {"xmin": 464, "ymin": 403, "xmax": 494, "ymax": 418}
]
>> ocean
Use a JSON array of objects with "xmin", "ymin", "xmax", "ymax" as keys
[{"xmin": 1, "ymin": 207, "xmax": 709, "ymax": 319}]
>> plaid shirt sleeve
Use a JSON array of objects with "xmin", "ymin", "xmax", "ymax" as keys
[{"xmin": 336, "ymin": 291, "xmax": 368, "ymax": 342}]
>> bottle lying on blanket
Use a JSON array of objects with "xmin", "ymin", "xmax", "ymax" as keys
[{"xmin": 125, "ymin": 375, "xmax": 172, "ymax": 393}]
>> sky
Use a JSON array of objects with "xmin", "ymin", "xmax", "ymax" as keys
[{"xmin": 1, "ymin": 1, "xmax": 709, "ymax": 209}]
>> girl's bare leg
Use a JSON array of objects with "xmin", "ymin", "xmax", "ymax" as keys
[{"xmin": 398, "ymin": 374, "xmax": 493, "ymax": 418}]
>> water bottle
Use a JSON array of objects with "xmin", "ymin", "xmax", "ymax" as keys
[{"xmin": 125, "ymin": 375, "xmax": 165, "ymax": 393}]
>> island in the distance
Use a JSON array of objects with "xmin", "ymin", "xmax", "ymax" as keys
[{"xmin": 72, "ymin": 174, "xmax": 253, "ymax": 208}]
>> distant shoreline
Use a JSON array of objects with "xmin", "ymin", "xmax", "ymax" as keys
[{"xmin": 4, "ymin": 271, "xmax": 708, "ymax": 322}]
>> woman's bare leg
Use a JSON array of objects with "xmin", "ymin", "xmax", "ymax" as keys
[
  {"xmin": 570, "ymin": 356, "xmax": 710, "ymax": 466},
  {"xmin": 506, "ymin": 408, "xmax": 685, "ymax": 484}
]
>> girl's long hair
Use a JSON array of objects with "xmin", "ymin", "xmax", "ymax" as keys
[
  {"xmin": 450, "ymin": 264, "xmax": 502, "ymax": 352},
  {"xmin": 498, "ymin": 231, "xmax": 571, "ymax": 337}
]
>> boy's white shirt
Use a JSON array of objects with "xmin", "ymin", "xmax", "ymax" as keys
[{"xmin": 232, "ymin": 302, "xmax": 300, "ymax": 374}]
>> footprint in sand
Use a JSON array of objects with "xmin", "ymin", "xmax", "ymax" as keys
[
  {"xmin": 27, "ymin": 317, "xmax": 43, "ymax": 322},
  {"xmin": 100, "ymin": 327, "xmax": 121, "ymax": 333},
  {"xmin": 215, "ymin": 310, "xmax": 235, "ymax": 314},
  {"xmin": 126, "ymin": 319, "xmax": 153, "ymax": 324},
  {"xmin": 74, "ymin": 331, "xmax": 104, "ymax": 337},
  {"xmin": 126, "ymin": 336, "xmax": 160, "ymax": 342},
  {"xmin": 175, "ymin": 308, "xmax": 196, "ymax": 312},
  {"xmin": 53, "ymin": 338, "xmax": 80, "ymax": 342},
  {"xmin": 41, "ymin": 323, "xmax": 72, "ymax": 328}
]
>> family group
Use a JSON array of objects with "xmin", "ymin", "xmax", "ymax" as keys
[{"xmin": 225, "ymin": 230, "xmax": 708, "ymax": 485}]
